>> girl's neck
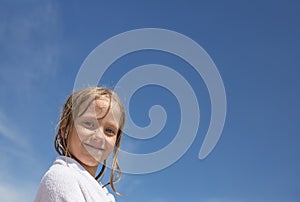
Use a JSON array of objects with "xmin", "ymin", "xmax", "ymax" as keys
[
  {"xmin": 82, "ymin": 164, "xmax": 98, "ymax": 176},
  {"xmin": 69, "ymin": 154, "xmax": 98, "ymax": 177}
]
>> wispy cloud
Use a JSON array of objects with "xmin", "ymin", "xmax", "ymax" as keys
[
  {"xmin": 0, "ymin": 108, "xmax": 41, "ymax": 202},
  {"xmin": 0, "ymin": 110, "xmax": 29, "ymax": 148},
  {"xmin": 0, "ymin": 174, "xmax": 37, "ymax": 202},
  {"xmin": 0, "ymin": 2, "xmax": 62, "ymax": 201},
  {"xmin": 0, "ymin": 1, "xmax": 62, "ymax": 100}
]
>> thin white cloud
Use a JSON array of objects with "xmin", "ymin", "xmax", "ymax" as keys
[
  {"xmin": 0, "ymin": 110, "xmax": 29, "ymax": 148},
  {"xmin": 0, "ymin": 109, "xmax": 43, "ymax": 202},
  {"xmin": 0, "ymin": 172, "xmax": 37, "ymax": 202},
  {"xmin": 0, "ymin": 184, "xmax": 28, "ymax": 202},
  {"xmin": 0, "ymin": 1, "xmax": 62, "ymax": 99},
  {"xmin": 0, "ymin": 3, "xmax": 63, "ymax": 201}
]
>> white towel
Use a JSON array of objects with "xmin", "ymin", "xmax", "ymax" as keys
[{"xmin": 35, "ymin": 156, "xmax": 116, "ymax": 202}]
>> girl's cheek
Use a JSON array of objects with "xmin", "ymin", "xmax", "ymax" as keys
[
  {"xmin": 108, "ymin": 137, "xmax": 117, "ymax": 147},
  {"xmin": 76, "ymin": 127, "xmax": 95, "ymax": 138}
]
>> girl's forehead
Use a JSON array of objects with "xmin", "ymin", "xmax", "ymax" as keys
[
  {"xmin": 93, "ymin": 98, "xmax": 109, "ymax": 110},
  {"xmin": 84, "ymin": 98, "xmax": 121, "ymax": 122}
]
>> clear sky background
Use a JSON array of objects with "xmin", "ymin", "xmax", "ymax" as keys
[{"xmin": 0, "ymin": 0, "xmax": 300, "ymax": 202}]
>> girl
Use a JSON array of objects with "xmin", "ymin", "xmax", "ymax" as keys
[{"xmin": 35, "ymin": 87, "xmax": 125, "ymax": 202}]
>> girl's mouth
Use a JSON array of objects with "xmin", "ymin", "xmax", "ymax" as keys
[{"xmin": 84, "ymin": 143, "xmax": 104, "ymax": 151}]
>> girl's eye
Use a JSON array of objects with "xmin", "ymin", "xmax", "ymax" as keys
[
  {"xmin": 105, "ymin": 128, "xmax": 116, "ymax": 136},
  {"xmin": 83, "ymin": 121, "xmax": 95, "ymax": 129}
]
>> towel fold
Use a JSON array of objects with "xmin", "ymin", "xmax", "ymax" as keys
[{"xmin": 35, "ymin": 156, "xmax": 116, "ymax": 202}]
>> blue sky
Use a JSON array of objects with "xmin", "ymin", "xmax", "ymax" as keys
[{"xmin": 0, "ymin": 0, "xmax": 300, "ymax": 201}]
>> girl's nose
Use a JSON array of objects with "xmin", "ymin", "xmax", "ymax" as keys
[{"xmin": 94, "ymin": 127, "xmax": 105, "ymax": 139}]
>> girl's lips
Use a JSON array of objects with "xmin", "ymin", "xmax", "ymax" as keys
[{"xmin": 84, "ymin": 143, "xmax": 104, "ymax": 151}]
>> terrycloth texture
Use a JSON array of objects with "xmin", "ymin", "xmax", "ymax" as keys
[{"xmin": 35, "ymin": 156, "xmax": 116, "ymax": 202}]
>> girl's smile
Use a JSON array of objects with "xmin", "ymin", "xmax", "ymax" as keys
[
  {"xmin": 68, "ymin": 98, "xmax": 121, "ymax": 175},
  {"xmin": 83, "ymin": 142, "xmax": 104, "ymax": 151}
]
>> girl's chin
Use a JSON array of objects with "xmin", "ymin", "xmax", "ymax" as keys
[
  {"xmin": 75, "ymin": 153, "xmax": 102, "ymax": 167},
  {"xmin": 85, "ymin": 152, "xmax": 105, "ymax": 164},
  {"xmin": 81, "ymin": 158, "xmax": 100, "ymax": 167}
]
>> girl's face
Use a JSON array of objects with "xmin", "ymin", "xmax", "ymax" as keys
[{"xmin": 69, "ymin": 98, "xmax": 121, "ymax": 167}]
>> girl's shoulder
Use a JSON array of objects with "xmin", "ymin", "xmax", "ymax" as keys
[
  {"xmin": 38, "ymin": 159, "xmax": 80, "ymax": 192},
  {"xmin": 34, "ymin": 159, "xmax": 85, "ymax": 202},
  {"xmin": 44, "ymin": 161, "xmax": 76, "ymax": 181}
]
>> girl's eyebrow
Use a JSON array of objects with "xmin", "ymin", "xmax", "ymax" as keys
[
  {"xmin": 104, "ymin": 121, "xmax": 119, "ymax": 130},
  {"xmin": 78, "ymin": 113, "xmax": 97, "ymax": 119}
]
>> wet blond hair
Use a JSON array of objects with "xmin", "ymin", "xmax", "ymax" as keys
[{"xmin": 54, "ymin": 87, "xmax": 125, "ymax": 195}]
